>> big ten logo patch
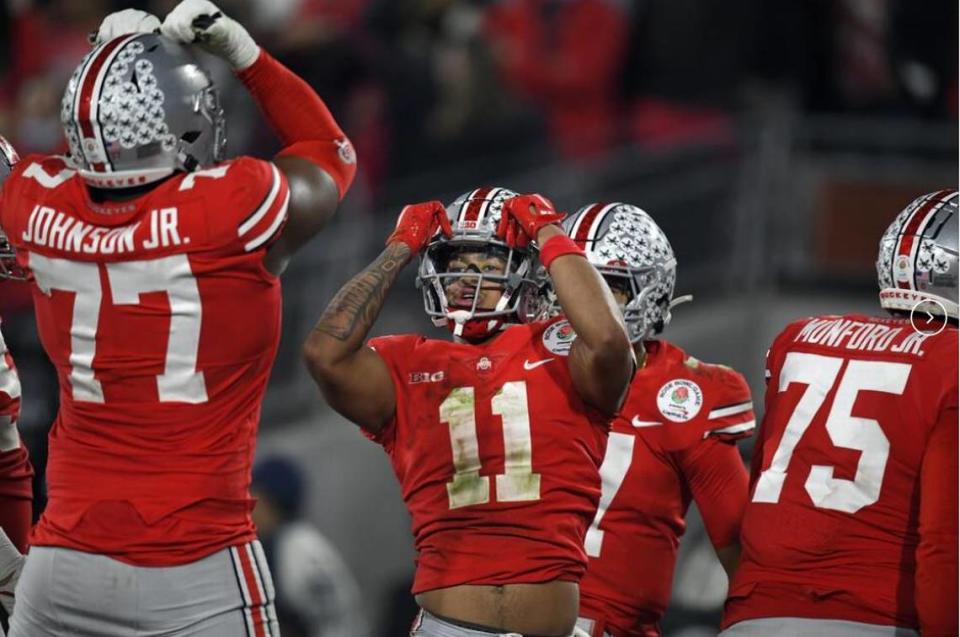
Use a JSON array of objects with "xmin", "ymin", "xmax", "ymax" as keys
[
  {"xmin": 408, "ymin": 371, "xmax": 444, "ymax": 384},
  {"xmin": 656, "ymin": 379, "xmax": 703, "ymax": 422}
]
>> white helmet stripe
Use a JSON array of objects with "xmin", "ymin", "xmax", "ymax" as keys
[
  {"xmin": 904, "ymin": 203, "xmax": 942, "ymax": 289},
  {"xmin": 893, "ymin": 190, "xmax": 950, "ymax": 290},
  {"xmin": 74, "ymin": 34, "xmax": 140, "ymax": 171},
  {"xmin": 586, "ymin": 203, "xmax": 618, "ymax": 246},
  {"xmin": 475, "ymin": 186, "xmax": 505, "ymax": 226}
]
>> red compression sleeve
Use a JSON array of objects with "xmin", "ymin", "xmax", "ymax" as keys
[
  {"xmin": 238, "ymin": 51, "xmax": 357, "ymax": 199},
  {"xmin": 678, "ymin": 437, "xmax": 749, "ymax": 550},
  {"xmin": 916, "ymin": 404, "xmax": 959, "ymax": 637}
]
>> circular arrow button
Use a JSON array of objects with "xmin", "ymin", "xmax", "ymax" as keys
[{"xmin": 910, "ymin": 299, "xmax": 948, "ymax": 336}]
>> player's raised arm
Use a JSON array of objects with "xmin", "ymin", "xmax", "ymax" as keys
[
  {"xmin": 501, "ymin": 194, "xmax": 632, "ymax": 415},
  {"xmin": 161, "ymin": 0, "xmax": 357, "ymax": 274},
  {"xmin": 303, "ymin": 202, "xmax": 452, "ymax": 433}
]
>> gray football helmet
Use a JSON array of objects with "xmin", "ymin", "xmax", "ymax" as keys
[
  {"xmin": 418, "ymin": 187, "xmax": 545, "ymax": 339},
  {"xmin": 561, "ymin": 202, "xmax": 687, "ymax": 342},
  {"xmin": 61, "ymin": 33, "xmax": 225, "ymax": 189},
  {"xmin": 0, "ymin": 135, "xmax": 27, "ymax": 281},
  {"xmin": 877, "ymin": 189, "xmax": 958, "ymax": 320}
]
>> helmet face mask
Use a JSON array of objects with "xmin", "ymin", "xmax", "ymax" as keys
[
  {"xmin": 598, "ymin": 262, "xmax": 673, "ymax": 341},
  {"xmin": 61, "ymin": 33, "xmax": 226, "ymax": 189},
  {"xmin": 877, "ymin": 189, "xmax": 958, "ymax": 321},
  {"xmin": 417, "ymin": 187, "xmax": 545, "ymax": 339},
  {"xmin": 431, "ymin": 244, "xmax": 512, "ymax": 312},
  {"xmin": 0, "ymin": 135, "xmax": 26, "ymax": 281},
  {"xmin": 0, "ymin": 230, "xmax": 27, "ymax": 282}
]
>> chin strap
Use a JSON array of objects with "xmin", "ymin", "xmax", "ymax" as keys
[{"xmin": 448, "ymin": 310, "xmax": 470, "ymax": 338}]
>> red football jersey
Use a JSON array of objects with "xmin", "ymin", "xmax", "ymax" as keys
[
  {"xmin": 367, "ymin": 317, "xmax": 610, "ymax": 594},
  {"xmin": 0, "ymin": 153, "xmax": 290, "ymax": 565},
  {"xmin": 578, "ymin": 340, "xmax": 753, "ymax": 637},
  {"xmin": 724, "ymin": 314, "xmax": 959, "ymax": 633},
  {"xmin": 0, "ymin": 322, "xmax": 34, "ymax": 553}
]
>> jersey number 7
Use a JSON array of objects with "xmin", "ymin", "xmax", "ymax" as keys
[{"xmin": 752, "ymin": 352, "xmax": 910, "ymax": 513}]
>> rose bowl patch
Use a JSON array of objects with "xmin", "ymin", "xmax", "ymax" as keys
[
  {"xmin": 542, "ymin": 320, "xmax": 577, "ymax": 355},
  {"xmin": 657, "ymin": 379, "xmax": 703, "ymax": 422}
]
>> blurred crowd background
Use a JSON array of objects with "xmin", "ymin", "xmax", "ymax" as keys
[{"xmin": 0, "ymin": 0, "xmax": 956, "ymax": 635}]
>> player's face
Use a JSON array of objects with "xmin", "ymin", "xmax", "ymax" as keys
[
  {"xmin": 444, "ymin": 250, "xmax": 507, "ymax": 311},
  {"xmin": 604, "ymin": 275, "xmax": 632, "ymax": 308}
]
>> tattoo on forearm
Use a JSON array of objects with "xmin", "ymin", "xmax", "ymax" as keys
[{"xmin": 313, "ymin": 244, "xmax": 409, "ymax": 342}]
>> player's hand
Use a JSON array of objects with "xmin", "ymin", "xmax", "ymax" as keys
[
  {"xmin": 0, "ymin": 528, "xmax": 24, "ymax": 618},
  {"xmin": 90, "ymin": 9, "xmax": 161, "ymax": 47},
  {"xmin": 497, "ymin": 193, "xmax": 565, "ymax": 248},
  {"xmin": 161, "ymin": 0, "xmax": 260, "ymax": 70},
  {"xmin": 385, "ymin": 201, "xmax": 453, "ymax": 254}
]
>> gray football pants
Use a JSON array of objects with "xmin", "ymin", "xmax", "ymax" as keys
[
  {"xmin": 411, "ymin": 610, "xmax": 588, "ymax": 637},
  {"xmin": 9, "ymin": 541, "xmax": 279, "ymax": 637},
  {"xmin": 719, "ymin": 618, "xmax": 920, "ymax": 637}
]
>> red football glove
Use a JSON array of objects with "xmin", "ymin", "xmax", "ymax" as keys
[
  {"xmin": 497, "ymin": 193, "xmax": 565, "ymax": 248},
  {"xmin": 386, "ymin": 200, "xmax": 453, "ymax": 253}
]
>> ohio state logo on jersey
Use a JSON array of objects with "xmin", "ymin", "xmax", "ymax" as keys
[
  {"xmin": 656, "ymin": 379, "xmax": 703, "ymax": 422},
  {"xmin": 542, "ymin": 320, "xmax": 577, "ymax": 355}
]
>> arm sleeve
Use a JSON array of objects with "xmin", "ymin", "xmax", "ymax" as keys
[
  {"xmin": 237, "ymin": 51, "xmax": 356, "ymax": 199},
  {"xmin": 677, "ymin": 436, "xmax": 749, "ymax": 550},
  {"xmin": 915, "ymin": 402, "xmax": 959, "ymax": 636}
]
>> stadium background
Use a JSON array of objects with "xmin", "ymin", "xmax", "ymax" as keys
[{"xmin": 0, "ymin": 0, "xmax": 956, "ymax": 634}]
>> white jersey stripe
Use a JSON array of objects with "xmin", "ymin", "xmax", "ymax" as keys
[
  {"xmin": 708, "ymin": 401, "xmax": 753, "ymax": 420},
  {"xmin": 238, "ymin": 165, "xmax": 282, "ymax": 236},
  {"xmin": 244, "ymin": 190, "xmax": 290, "ymax": 252},
  {"xmin": 704, "ymin": 421, "xmax": 756, "ymax": 438}
]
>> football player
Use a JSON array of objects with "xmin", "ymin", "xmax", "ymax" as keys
[
  {"xmin": 721, "ymin": 189, "xmax": 959, "ymax": 637},
  {"xmin": 0, "ymin": 137, "xmax": 33, "ymax": 637},
  {"xmin": 548, "ymin": 203, "xmax": 754, "ymax": 637},
  {"xmin": 304, "ymin": 189, "xmax": 634, "ymax": 637},
  {"xmin": 0, "ymin": 0, "xmax": 356, "ymax": 634}
]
